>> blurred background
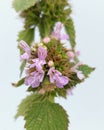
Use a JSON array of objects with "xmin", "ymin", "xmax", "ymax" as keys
[{"xmin": 0, "ymin": 0, "xmax": 104, "ymax": 130}]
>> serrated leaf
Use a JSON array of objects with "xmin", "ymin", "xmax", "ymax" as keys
[
  {"xmin": 78, "ymin": 65, "xmax": 95, "ymax": 77},
  {"xmin": 12, "ymin": 77, "xmax": 25, "ymax": 87},
  {"xmin": 15, "ymin": 94, "xmax": 45, "ymax": 119},
  {"xmin": 65, "ymin": 18, "xmax": 76, "ymax": 48},
  {"xmin": 25, "ymin": 100, "xmax": 69, "ymax": 130},
  {"xmin": 13, "ymin": 0, "xmax": 39, "ymax": 12},
  {"xmin": 17, "ymin": 29, "xmax": 34, "ymax": 45}
]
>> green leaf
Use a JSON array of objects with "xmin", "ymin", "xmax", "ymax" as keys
[
  {"xmin": 20, "ymin": 60, "xmax": 26, "ymax": 77},
  {"xmin": 65, "ymin": 18, "xmax": 76, "ymax": 48},
  {"xmin": 25, "ymin": 100, "xmax": 69, "ymax": 130},
  {"xmin": 15, "ymin": 93, "xmax": 45, "ymax": 119},
  {"xmin": 17, "ymin": 28, "xmax": 34, "ymax": 45},
  {"xmin": 12, "ymin": 78, "xmax": 25, "ymax": 87},
  {"xmin": 13, "ymin": 0, "xmax": 39, "ymax": 12},
  {"xmin": 78, "ymin": 65, "xmax": 95, "ymax": 77}
]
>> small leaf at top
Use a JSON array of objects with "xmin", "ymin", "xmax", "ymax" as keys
[
  {"xmin": 13, "ymin": 0, "xmax": 39, "ymax": 12},
  {"xmin": 25, "ymin": 100, "xmax": 69, "ymax": 130}
]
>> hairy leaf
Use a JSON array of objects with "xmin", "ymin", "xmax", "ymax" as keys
[
  {"xmin": 15, "ymin": 94, "xmax": 45, "ymax": 119},
  {"xmin": 25, "ymin": 100, "xmax": 69, "ymax": 130},
  {"xmin": 13, "ymin": 0, "xmax": 39, "ymax": 12},
  {"xmin": 17, "ymin": 29, "xmax": 34, "ymax": 45},
  {"xmin": 78, "ymin": 65, "xmax": 95, "ymax": 77},
  {"xmin": 65, "ymin": 18, "xmax": 76, "ymax": 48}
]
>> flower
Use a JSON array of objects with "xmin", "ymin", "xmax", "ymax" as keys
[
  {"xmin": 25, "ymin": 69, "xmax": 45, "ymax": 88},
  {"xmin": 30, "ymin": 46, "xmax": 47, "ymax": 70},
  {"xmin": 70, "ymin": 62, "xmax": 85, "ymax": 80},
  {"xmin": 51, "ymin": 22, "xmax": 69, "ymax": 40},
  {"xmin": 30, "ymin": 58, "xmax": 46, "ymax": 71},
  {"xmin": 67, "ymin": 51, "xmax": 75, "ymax": 59},
  {"xmin": 75, "ymin": 51, "xmax": 80, "ymax": 56},
  {"xmin": 67, "ymin": 88, "xmax": 74, "ymax": 96},
  {"xmin": 19, "ymin": 40, "xmax": 31, "ymax": 60},
  {"xmin": 43, "ymin": 37, "xmax": 50, "ymax": 43},
  {"xmin": 48, "ymin": 67, "xmax": 69, "ymax": 88},
  {"xmin": 38, "ymin": 46, "xmax": 47, "ymax": 60}
]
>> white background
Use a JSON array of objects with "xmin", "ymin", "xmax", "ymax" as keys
[{"xmin": 0, "ymin": 0, "xmax": 104, "ymax": 130}]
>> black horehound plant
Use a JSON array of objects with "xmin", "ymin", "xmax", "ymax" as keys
[{"xmin": 12, "ymin": 0, "xmax": 95, "ymax": 130}]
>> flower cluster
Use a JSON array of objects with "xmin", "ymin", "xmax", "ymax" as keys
[{"xmin": 18, "ymin": 22, "xmax": 86, "ymax": 95}]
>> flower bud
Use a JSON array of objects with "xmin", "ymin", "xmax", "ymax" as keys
[
  {"xmin": 67, "ymin": 51, "xmax": 75, "ymax": 59},
  {"xmin": 48, "ymin": 60, "xmax": 54, "ymax": 67},
  {"xmin": 43, "ymin": 37, "xmax": 50, "ymax": 43}
]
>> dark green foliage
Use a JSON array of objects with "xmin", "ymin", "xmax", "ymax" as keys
[{"xmin": 78, "ymin": 65, "xmax": 95, "ymax": 77}]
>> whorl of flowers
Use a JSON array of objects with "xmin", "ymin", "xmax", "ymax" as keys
[{"xmin": 14, "ymin": 22, "xmax": 90, "ymax": 97}]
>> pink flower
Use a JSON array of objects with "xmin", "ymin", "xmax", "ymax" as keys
[
  {"xmin": 19, "ymin": 40, "xmax": 31, "ymax": 60},
  {"xmin": 30, "ymin": 46, "xmax": 47, "ymax": 71},
  {"xmin": 76, "ymin": 71, "xmax": 85, "ymax": 80},
  {"xmin": 75, "ymin": 51, "xmax": 80, "ymax": 56},
  {"xmin": 67, "ymin": 51, "xmax": 75, "ymax": 59},
  {"xmin": 25, "ymin": 69, "xmax": 44, "ymax": 88},
  {"xmin": 38, "ymin": 46, "xmax": 47, "ymax": 60},
  {"xmin": 51, "ymin": 22, "xmax": 69, "ymax": 40},
  {"xmin": 48, "ymin": 67, "xmax": 69, "ymax": 88},
  {"xmin": 48, "ymin": 60, "xmax": 54, "ymax": 67},
  {"xmin": 30, "ymin": 58, "xmax": 46, "ymax": 71},
  {"xmin": 67, "ymin": 88, "xmax": 74, "ymax": 96},
  {"xmin": 70, "ymin": 62, "xmax": 85, "ymax": 80},
  {"xmin": 43, "ymin": 37, "xmax": 50, "ymax": 43}
]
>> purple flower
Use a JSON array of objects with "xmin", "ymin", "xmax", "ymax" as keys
[
  {"xmin": 67, "ymin": 88, "xmax": 74, "ymax": 96},
  {"xmin": 70, "ymin": 62, "xmax": 85, "ymax": 80},
  {"xmin": 30, "ymin": 46, "xmax": 47, "ymax": 71},
  {"xmin": 30, "ymin": 58, "xmax": 46, "ymax": 71},
  {"xmin": 25, "ymin": 69, "xmax": 44, "ymax": 88},
  {"xmin": 19, "ymin": 40, "xmax": 31, "ymax": 60},
  {"xmin": 38, "ymin": 46, "xmax": 47, "ymax": 60},
  {"xmin": 48, "ymin": 67, "xmax": 69, "ymax": 88},
  {"xmin": 51, "ymin": 22, "xmax": 69, "ymax": 40},
  {"xmin": 67, "ymin": 51, "xmax": 75, "ymax": 59}
]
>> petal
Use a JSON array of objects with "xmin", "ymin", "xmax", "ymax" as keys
[
  {"xmin": 77, "ymin": 71, "xmax": 85, "ymax": 80},
  {"xmin": 19, "ymin": 40, "xmax": 30, "ymax": 53},
  {"xmin": 38, "ymin": 47, "xmax": 47, "ymax": 60},
  {"xmin": 60, "ymin": 34, "xmax": 69, "ymax": 40},
  {"xmin": 20, "ymin": 52, "xmax": 29, "ymax": 60}
]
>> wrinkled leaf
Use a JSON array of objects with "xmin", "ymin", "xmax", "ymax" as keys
[
  {"xmin": 15, "ymin": 94, "xmax": 45, "ymax": 119},
  {"xmin": 25, "ymin": 100, "xmax": 69, "ymax": 130},
  {"xmin": 13, "ymin": 0, "xmax": 39, "ymax": 12}
]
